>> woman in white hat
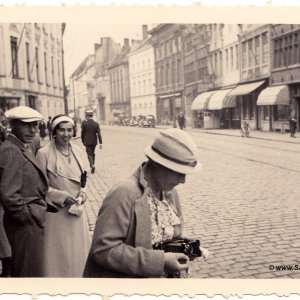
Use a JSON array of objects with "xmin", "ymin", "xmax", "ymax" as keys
[
  {"xmin": 36, "ymin": 114, "xmax": 91, "ymax": 277},
  {"xmin": 83, "ymin": 128, "xmax": 201, "ymax": 278}
]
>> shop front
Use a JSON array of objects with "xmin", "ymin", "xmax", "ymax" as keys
[
  {"xmin": 158, "ymin": 93, "xmax": 183, "ymax": 125},
  {"xmin": 256, "ymin": 85, "xmax": 290, "ymax": 132},
  {"xmin": 227, "ymin": 80, "xmax": 266, "ymax": 131},
  {"xmin": 206, "ymin": 88, "xmax": 235, "ymax": 129},
  {"xmin": 191, "ymin": 90, "xmax": 216, "ymax": 128}
]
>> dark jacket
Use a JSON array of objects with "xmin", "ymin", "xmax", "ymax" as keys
[
  {"xmin": 0, "ymin": 135, "xmax": 57, "ymax": 276},
  {"xmin": 81, "ymin": 119, "xmax": 102, "ymax": 146}
]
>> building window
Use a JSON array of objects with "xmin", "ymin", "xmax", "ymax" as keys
[
  {"xmin": 242, "ymin": 42, "xmax": 247, "ymax": 69},
  {"xmin": 248, "ymin": 39, "xmax": 253, "ymax": 68},
  {"xmin": 26, "ymin": 42, "xmax": 31, "ymax": 81},
  {"xmin": 28, "ymin": 95, "xmax": 36, "ymax": 109},
  {"xmin": 225, "ymin": 49, "xmax": 228, "ymax": 72},
  {"xmin": 177, "ymin": 59, "xmax": 182, "ymax": 82},
  {"xmin": 57, "ymin": 59, "xmax": 61, "ymax": 88},
  {"xmin": 254, "ymin": 36, "xmax": 261, "ymax": 66},
  {"xmin": 35, "ymin": 47, "xmax": 40, "ymax": 83},
  {"xmin": 44, "ymin": 52, "xmax": 48, "ymax": 85},
  {"xmin": 273, "ymin": 105, "xmax": 289, "ymax": 121},
  {"xmin": 230, "ymin": 47, "xmax": 234, "ymax": 71},
  {"xmin": 249, "ymin": 95, "xmax": 255, "ymax": 120},
  {"xmin": 51, "ymin": 56, "xmax": 55, "ymax": 87},
  {"xmin": 235, "ymin": 45, "xmax": 239, "ymax": 70},
  {"xmin": 10, "ymin": 36, "xmax": 19, "ymax": 78},
  {"xmin": 166, "ymin": 63, "xmax": 169, "ymax": 85}
]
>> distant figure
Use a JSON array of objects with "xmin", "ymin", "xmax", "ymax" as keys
[
  {"xmin": 31, "ymin": 132, "xmax": 41, "ymax": 155},
  {"xmin": 38, "ymin": 121, "xmax": 47, "ymax": 140},
  {"xmin": 0, "ymin": 121, "xmax": 7, "ymax": 143},
  {"xmin": 289, "ymin": 116, "xmax": 297, "ymax": 138},
  {"xmin": 47, "ymin": 116, "xmax": 52, "ymax": 140},
  {"xmin": 81, "ymin": 111, "xmax": 103, "ymax": 174},
  {"xmin": 177, "ymin": 112, "xmax": 186, "ymax": 130}
]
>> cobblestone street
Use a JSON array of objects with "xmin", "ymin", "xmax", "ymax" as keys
[{"xmin": 74, "ymin": 125, "xmax": 300, "ymax": 279}]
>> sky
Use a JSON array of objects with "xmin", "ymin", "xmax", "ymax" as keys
[{"xmin": 63, "ymin": 22, "xmax": 150, "ymax": 80}]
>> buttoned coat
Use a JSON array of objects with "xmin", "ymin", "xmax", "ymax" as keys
[
  {"xmin": 0, "ymin": 135, "xmax": 56, "ymax": 277},
  {"xmin": 81, "ymin": 119, "xmax": 102, "ymax": 146},
  {"xmin": 83, "ymin": 166, "xmax": 183, "ymax": 278}
]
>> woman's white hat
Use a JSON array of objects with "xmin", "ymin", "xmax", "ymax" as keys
[
  {"xmin": 144, "ymin": 128, "xmax": 201, "ymax": 174},
  {"xmin": 5, "ymin": 106, "xmax": 43, "ymax": 122}
]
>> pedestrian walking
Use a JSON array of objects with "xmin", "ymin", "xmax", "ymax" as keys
[
  {"xmin": 38, "ymin": 120, "xmax": 47, "ymax": 140},
  {"xmin": 36, "ymin": 114, "xmax": 90, "ymax": 277},
  {"xmin": 47, "ymin": 116, "xmax": 52, "ymax": 140},
  {"xmin": 83, "ymin": 128, "xmax": 202, "ymax": 278},
  {"xmin": 81, "ymin": 111, "xmax": 102, "ymax": 174},
  {"xmin": 0, "ymin": 106, "xmax": 57, "ymax": 277},
  {"xmin": 289, "ymin": 115, "xmax": 297, "ymax": 138},
  {"xmin": 177, "ymin": 112, "xmax": 186, "ymax": 130}
]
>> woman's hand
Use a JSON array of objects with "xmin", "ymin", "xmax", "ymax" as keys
[
  {"xmin": 77, "ymin": 191, "xmax": 87, "ymax": 204},
  {"xmin": 64, "ymin": 195, "xmax": 78, "ymax": 206},
  {"xmin": 163, "ymin": 252, "xmax": 189, "ymax": 274}
]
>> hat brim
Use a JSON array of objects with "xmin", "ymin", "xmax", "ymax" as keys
[
  {"xmin": 17, "ymin": 117, "xmax": 43, "ymax": 122},
  {"xmin": 144, "ymin": 145, "xmax": 202, "ymax": 174}
]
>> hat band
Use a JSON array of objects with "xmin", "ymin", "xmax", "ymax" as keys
[{"xmin": 151, "ymin": 146, "xmax": 197, "ymax": 168}]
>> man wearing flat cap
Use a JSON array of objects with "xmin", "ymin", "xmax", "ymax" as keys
[
  {"xmin": 0, "ymin": 106, "xmax": 57, "ymax": 277},
  {"xmin": 81, "ymin": 110, "xmax": 103, "ymax": 174}
]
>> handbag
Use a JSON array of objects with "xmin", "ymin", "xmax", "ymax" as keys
[{"xmin": 80, "ymin": 171, "xmax": 87, "ymax": 188}]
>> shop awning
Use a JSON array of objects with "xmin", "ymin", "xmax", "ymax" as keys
[
  {"xmin": 257, "ymin": 85, "xmax": 289, "ymax": 106},
  {"xmin": 223, "ymin": 96, "xmax": 236, "ymax": 108},
  {"xmin": 191, "ymin": 91, "xmax": 216, "ymax": 110},
  {"xmin": 228, "ymin": 80, "xmax": 265, "ymax": 96},
  {"xmin": 208, "ymin": 89, "xmax": 233, "ymax": 110}
]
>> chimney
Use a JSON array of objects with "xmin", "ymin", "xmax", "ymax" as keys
[
  {"xmin": 124, "ymin": 38, "xmax": 130, "ymax": 48},
  {"xmin": 94, "ymin": 43, "xmax": 101, "ymax": 51},
  {"xmin": 142, "ymin": 25, "xmax": 148, "ymax": 40}
]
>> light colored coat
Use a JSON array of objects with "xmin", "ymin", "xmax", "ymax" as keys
[
  {"xmin": 83, "ymin": 166, "xmax": 183, "ymax": 278},
  {"xmin": 36, "ymin": 140, "xmax": 91, "ymax": 277}
]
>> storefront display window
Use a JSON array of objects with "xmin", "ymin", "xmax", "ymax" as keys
[
  {"xmin": 263, "ymin": 106, "xmax": 269, "ymax": 120},
  {"xmin": 273, "ymin": 105, "xmax": 289, "ymax": 121}
]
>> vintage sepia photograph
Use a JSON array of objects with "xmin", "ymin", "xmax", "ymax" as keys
[{"xmin": 0, "ymin": 2, "xmax": 300, "ymax": 298}]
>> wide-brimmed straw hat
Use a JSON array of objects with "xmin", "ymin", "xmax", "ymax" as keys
[
  {"xmin": 144, "ymin": 128, "xmax": 201, "ymax": 174},
  {"xmin": 5, "ymin": 106, "xmax": 43, "ymax": 122}
]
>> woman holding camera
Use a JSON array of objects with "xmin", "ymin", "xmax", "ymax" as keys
[
  {"xmin": 83, "ymin": 128, "xmax": 201, "ymax": 278},
  {"xmin": 36, "ymin": 114, "xmax": 90, "ymax": 277}
]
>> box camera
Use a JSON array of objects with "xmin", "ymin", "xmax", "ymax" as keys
[{"xmin": 153, "ymin": 238, "xmax": 202, "ymax": 261}]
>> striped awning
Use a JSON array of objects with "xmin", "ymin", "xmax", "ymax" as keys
[
  {"xmin": 191, "ymin": 91, "xmax": 216, "ymax": 110},
  {"xmin": 208, "ymin": 89, "xmax": 233, "ymax": 110},
  {"xmin": 257, "ymin": 85, "xmax": 289, "ymax": 106},
  {"xmin": 228, "ymin": 80, "xmax": 265, "ymax": 96}
]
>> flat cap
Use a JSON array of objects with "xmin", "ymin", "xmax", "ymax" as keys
[
  {"xmin": 5, "ymin": 106, "xmax": 43, "ymax": 122},
  {"xmin": 85, "ymin": 110, "xmax": 94, "ymax": 116}
]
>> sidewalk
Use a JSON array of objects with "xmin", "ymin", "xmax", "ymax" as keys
[{"xmin": 155, "ymin": 125, "xmax": 300, "ymax": 144}]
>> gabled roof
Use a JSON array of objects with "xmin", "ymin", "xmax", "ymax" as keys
[
  {"xmin": 70, "ymin": 54, "xmax": 94, "ymax": 78},
  {"xmin": 128, "ymin": 36, "xmax": 153, "ymax": 56}
]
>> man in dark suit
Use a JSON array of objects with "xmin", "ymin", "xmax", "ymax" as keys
[
  {"xmin": 81, "ymin": 111, "xmax": 103, "ymax": 174},
  {"xmin": 0, "ymin": 106, "xmax": 57, "ymax": 277}
]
